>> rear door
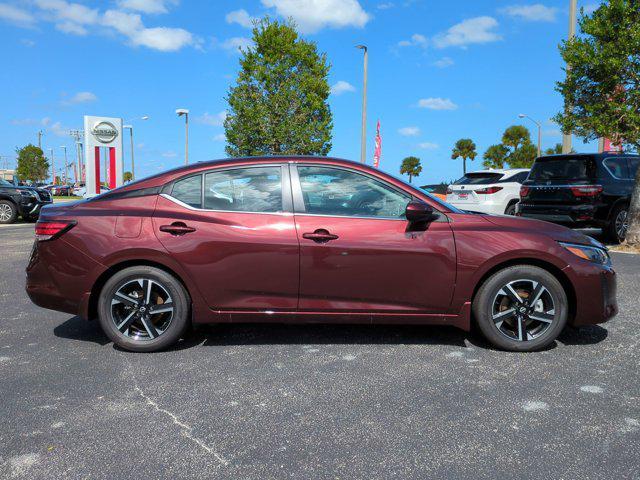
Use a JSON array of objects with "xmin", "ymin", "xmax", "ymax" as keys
[
  {"xmin": 153, "ymin": 164, "xmax": 300, "ymax": 311},
  {"xmin": 291, "ymin": 164, "xmax": 456, "ymax": 314}
]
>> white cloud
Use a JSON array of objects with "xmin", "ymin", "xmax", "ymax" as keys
[
  {"xmin": 56, "ymin": 20, "xmax": 87, "ymax": 35},
  {"xmin": 49, "ymin": 121, "xmax": 72, "ymax": 137},
  {"xmin": 398, "ymin": 126, "xmax": 420, "ymax": 137},
  {"xmin": 197, "ymin": 111, "xmax": 227, "ymax": 126},
  {"xmin": 0, "ymin": 3, "xmax": 36, "ymax": 26},
  {"xmin": 161, "ymin": 150, "xmax": 177, "ymax": 158},
  {"xmin": 377, "ymin": 2, "xmax": 395, "ymax": 10},
  {"xmin": 117, "ymin": 0, "xmax": 178, "ymax": 14},
  {"xmin": 418, "ymin": 142, "xmax": 439, "ymax": 150},
  {"xmin": 433, "ymin": 16, "xmax": 501, "ymax": 49},
  {"xmin": 65, "ymin": 91, "xmax": 98, "ymax": 104},
  {"xmin": 500, "ymin": 4, "xmax": 557, "ymax": 22},
  {"xmin": 35, "ymin": 0, "xmax": 100, "ymax": 29},
  {"xmin": 221, "ymin": 36, "xmax": 253, "ymax": 53},
  {"xmin": 225, "ymin": 9, "xmax": 256, "ymax": 28},
  {"xmin": 213, "ymin": 133, "xmax": 226, "ymax": 142},
  {"xmin": 417, "ymin": 97, "xmax": 458, "ymax": 110},
  {"xmin": 102, "ymin": 9, "xmax": 195, "ymax": 51},
  {"xmin": 397, "ymin": 33, "xmax": 427, "ymax": 49},
  {"xmin": 330, "ymin": 80, "xmax": 355, "ymax": 95},
  {"xmin": 433, "ymin": 57, "xmax": 454, "ymax": 68},
  {"xmin": 261, "ymin": 0, "xmax": 370, "ymax": 33}
]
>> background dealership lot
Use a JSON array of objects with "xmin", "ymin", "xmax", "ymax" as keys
[{"xmin": 0, "ymin": 223, "xmax": 638, "ymax": 479}]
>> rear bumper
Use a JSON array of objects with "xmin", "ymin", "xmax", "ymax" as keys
[
  {"xmin": 517, "ymin": 203, "xmax": 604, "ymax": 227},
  {"xmin": 563, "ymin": 261, "xmax": 617, "ymax": 326}
]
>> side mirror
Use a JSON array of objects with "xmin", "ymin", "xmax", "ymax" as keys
[{"xmin": 405, "ymin": 200, "xmax": 435, "ymax": 223}]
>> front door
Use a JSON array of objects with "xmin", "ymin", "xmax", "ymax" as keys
[
  {"xmin": 292, "ymin": 165, "xmax": 456, "ymax": 314},
  {"xmin": 153, "ymin": 164, "xmax": 299, "ymax": 311}
]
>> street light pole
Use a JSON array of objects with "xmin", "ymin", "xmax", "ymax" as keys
[
  {"xmin": 176, "ymin": 109, "xmax": 190, "ymax": 165},
  {"xmin": 562, "ymin": 0, "xmax": 577, "ymax": 154},
  {"xmin": 123, "ymin": 116, "xmax": 148, "ymax": 181},
  {"xmin": 60, "ymin": 146, "xmax": 68, "ymax": 185},
  {"xmin": 356, "ymin": 45, "xmax": 368, "ymax": 163},
  {"xmin": 518, "ymin": 114, "xmax": 542, "ymax": 157}
]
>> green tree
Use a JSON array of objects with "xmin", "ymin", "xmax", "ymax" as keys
[
  {"xmin": 501, "ymin": 125, "xmax": 537, "ymax": 168},
  {"xmin": 16, "ymin": 144, "xmax": 49, "ymax": 183},
  {"xmin": 123, "ymin": 171, "xmax": 133, "ymax": 182},
  {"xmin": 544, "ymin": 143, "xmax": 563, "ymax": 155},
  {"xmin": 554, "ymin": 0, "xmax": 640, "ymax": 245},
  {"xmin": 482, "ymin": 144, "xmax": 509, "ymax": 169},
  {"xmin": 400, "ymin": 156, "xmax": 422, "ymax": 183},
  {"xmin": 451, "ymin": 138, "xmax": 477, "ymax": 174},
  {"xmin": 224, "ymin": 18, "xmax": 333, "ymax": 157}
]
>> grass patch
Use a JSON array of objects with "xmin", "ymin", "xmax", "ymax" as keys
[
  {"xmin": 53, "ymin": 195, "xmax": 81, "ymax": 200},
  {"xmin": 609, "ymin": 243, "xmax": 640, "ymax": 254}
]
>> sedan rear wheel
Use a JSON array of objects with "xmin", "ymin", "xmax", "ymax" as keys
[
  {"xmin": 473, "ymin": 265, "xmax": 568, "ymax": 351},
  {"xmin": 98, "ymin": 266, "xmax": 190, "ymax": 352}
]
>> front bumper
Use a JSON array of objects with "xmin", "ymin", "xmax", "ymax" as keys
[{"xmin": 564, "ymin": 261, "xmax": 617, "ymax": 326}]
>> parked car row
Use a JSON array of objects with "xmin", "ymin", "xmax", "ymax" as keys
[
  {"xmin": 0, "ymin": 178, "xmax": 53, "ymax": 224},
  {"xmin": 444, "ymin": 153, "xmax": 639, "ymax": 243}
]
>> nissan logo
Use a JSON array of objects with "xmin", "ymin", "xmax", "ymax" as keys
[{"xmin": 91, "ymin": 121, "xmax": 118, "ymax": 144}]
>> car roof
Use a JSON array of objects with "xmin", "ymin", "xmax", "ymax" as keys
[{"xmin": 463, "ymin": 168, "xmax": 529, "ymax": 175}]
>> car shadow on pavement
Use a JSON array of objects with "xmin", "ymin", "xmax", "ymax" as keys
[{"xmin": 52, "ymin": 316, "xmax": 609, "ymax": 352}]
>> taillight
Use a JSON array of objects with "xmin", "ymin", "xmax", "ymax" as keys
[
  {"xmin": 570, "ymin": 185, "xmax": 603, "ymax": 197},
  {"xmin": 35, "ymin": 221, "xmax": 76, "ymax": 241},
  {"xmin": 520, "ymin": 186, "xmax": 530, "ymax": 198},
  {"xmin": 446, "ymin": 187, "xmax": 453, "ymax": 195},
  {"xmin": 475, "ymin": 186, "xmax": 503, "ymax": 194}
]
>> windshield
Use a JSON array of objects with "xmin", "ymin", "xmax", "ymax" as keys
[
  {"xmin": 453, "ymin": 173, "xmax": 503, "ymax": 185},
  {"xmin": 529, "ymin": 156, "xmax": 597, "ymax": 182},
  {"xmin": 0, "ymin": 178, "xmax": 15, "ymax": 187}
]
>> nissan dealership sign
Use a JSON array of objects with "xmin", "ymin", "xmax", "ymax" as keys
[
  {"xmin": 84, "ymin": 115, "xmax": 124, "ymax": 197},
  {"xmin": 91, "ymin": 121, "xmax": 119, "ymax": 144}
]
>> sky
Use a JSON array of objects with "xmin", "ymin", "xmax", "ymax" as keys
[{"xmin": 0, "ymin": 0, "xmax": 602, "ymax": 185}]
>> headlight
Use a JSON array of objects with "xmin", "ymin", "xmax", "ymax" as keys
[
  {"xmin": 559, "ymin": 242, "xmax": 610, "ymax": 265},
  {"xmin": 19, "ymin": 190, "xmax": 35, "ymax": 197}
]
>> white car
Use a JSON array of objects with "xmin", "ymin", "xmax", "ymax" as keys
[{"xmin": 446, "ymin": 168, "xmax": 530, "ymax": 215}]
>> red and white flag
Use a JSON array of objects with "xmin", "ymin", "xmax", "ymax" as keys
[{"xmin": 373, "ymin": 120, "xmax": 382, "ymax": 168}]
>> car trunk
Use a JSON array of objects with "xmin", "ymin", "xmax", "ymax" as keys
[
  {"xmin": 522, "ymin": 156, "xmax": 599, "ymax": 205},
  {"xmin": 448, "ymin": 172, "xmax": 504, "ymax": 205}
]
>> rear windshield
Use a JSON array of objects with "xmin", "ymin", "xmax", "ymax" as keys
[
  {"xmin": 453, "ymin": 173, "xmax": 503, "ymax": 185},
  {"xmin": 529, "ymin": 156, "xmax": 597, "ymax": 182}
]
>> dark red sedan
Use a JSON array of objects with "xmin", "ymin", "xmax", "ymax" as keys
[{"xmin": 26, "ymin": 157, "xmax": 617, "ymax": 352}]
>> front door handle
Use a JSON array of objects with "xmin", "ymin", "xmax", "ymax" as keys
[
  {"xmin": 159, "ymin": 222, "xmax": 196, "ymax": 236},
  {"xmin": 302, "ymin": 229, "xmax": 339, "ymax": 243}
]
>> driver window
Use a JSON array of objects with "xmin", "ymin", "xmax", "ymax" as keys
[{"xmin": 297, "ymin": 166, "xmax": 410, "ymax": 218}]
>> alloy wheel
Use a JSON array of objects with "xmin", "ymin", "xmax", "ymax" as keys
[
  {"xmin": 110, "ymin": 278, "xmax": 174, "ymax": 341},
  {"xmin": 0, "ymin": 203, "xmax": 13, "ymax": 222},
  {"xmin": 491, "ymin": 279, "xmax": 555, "ymax": 342},
  {"xmin": 615, "ymin": 209, "xmax": 628, "ymax": 240}
]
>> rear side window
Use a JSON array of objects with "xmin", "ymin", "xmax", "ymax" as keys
[
  {"xmin": 629, "ymin": 158, "xmax": 639, "ymax": 179},
  {"xmin": 454, "ymin": 173, "xmax": 503, "ymax": 185},
  {"xmin": 604, "ymin": 158, "xmax": 630, "ymax": 179},
  {"xmin": 204, "ymin": 166, "xmax": 282, "ymax": 212},
  {"xmin": 528, "ymin": 156, "xmax": 597, "ymax": 182},
  {"xmin": 501, "ymin": 171, "xmax": 529, "ymax": 183},
  {"xmin": 171, "ymin": 175, "xmax": 202, "ymax": 208}
]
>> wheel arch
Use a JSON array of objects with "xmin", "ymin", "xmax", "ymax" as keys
[
  {"xmin": 87, "ymin": 259, "xmax": 193, "ymax": 321},
  {"xmin": 470, "ymin": 257, "xmax": 577, "ymax": 323}
]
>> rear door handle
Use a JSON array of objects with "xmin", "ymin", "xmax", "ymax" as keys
[
  {"xmin": 302, "ymin": 229, "xmax": 339, "ymax": 243},
  {"xmin": 159, "ymin": 222, "xmax": 196, "ymax": 236}
]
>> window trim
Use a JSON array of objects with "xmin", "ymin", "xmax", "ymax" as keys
[
  {"xmin": 164, "ymin": 164, "xmax": 292, "ymax": 214},
  {"xmin": 290, "ymin": 163, "xmax": 413, "ymax": 221},
  {"xmin": 603, "ymin": 156, "xmax": 632, "ymax": 180}
]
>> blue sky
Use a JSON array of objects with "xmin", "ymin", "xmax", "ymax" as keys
[{"xmin": 0, "ymin": 0, "xmax": 600, "ymax": 185}]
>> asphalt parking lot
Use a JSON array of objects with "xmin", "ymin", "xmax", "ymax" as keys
[{"xmin": 1, "ymin": 223, "xmax": 638, "ymax": 479}]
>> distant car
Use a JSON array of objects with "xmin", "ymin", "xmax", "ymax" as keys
[
  {"xmin": 0, "ymin": 178, "xmax": 53, "ymax": 224},
  {"xmin": 446, "ymin": 169, "xmax": 530, "ymax": 215},
  {"xmin": 45, "ymin": 185, "xmax": 73, "ymax": 196},
  {"xmin": 420, "ymin": 183, "xmax": 448, "ymax": 201},
  {"xmin": 518, "ymin": 153, "xmax": 640, "ymax": 243},
  {"xmin": 73, "ymin": 186, "xmax": 110, "ymax": 198}
]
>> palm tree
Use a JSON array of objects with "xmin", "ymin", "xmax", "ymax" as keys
[
  {"xmin": 451, "ymin": 138, "xmax": 477, "ymax": 175},
  {"xmin": 400, "ymin": 156, "xmax": 422, "ymax": 183}
]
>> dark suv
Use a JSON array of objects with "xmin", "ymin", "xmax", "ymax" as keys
[
  {"xmin": 517, "ymin": 153, "xmax": 639, "ymax": 242},
  {"xmin": 0, "ymin": 178, "xmax": 53, "ymax": 224}
]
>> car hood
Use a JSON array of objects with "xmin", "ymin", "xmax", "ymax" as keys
[{"xmin": 482, "ymin": 214, "xmax": 605, "ymax": 248}]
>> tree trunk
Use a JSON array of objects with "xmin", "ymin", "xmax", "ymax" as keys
[
  {"xmin": 463, "ymin": 158, "xmax": 466, "ymax": 175},
  {"xmin": 625, "ymin": 163, "xmax": 640, "ymax": 246},
  {"xmin": 409, "ymin": 174, "xmax": 413, "ymax": 183}
]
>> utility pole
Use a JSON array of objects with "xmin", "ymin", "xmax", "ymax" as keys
[
  {"xmin": 60, "ymin": 146, "xmax": 68, "ymax": 185},
  {"xmin": 562, "ymin": 0, "xmax": 577, "ymax": 154},
  {"xmin": 37, "ymin": 130, "xmax": 43, "ymax": 149},
  {"xmin": 70, "ymin": 130, "xmax": 83, "ymax": 184},
  {"xmin": 356, "ymin": 45, "xmax": 368, "ymax": 163},
  {"xmin": 49, "ymin": 148, "xmax": 55, "ymax": 185}
]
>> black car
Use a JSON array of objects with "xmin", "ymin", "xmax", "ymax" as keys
[
  {"xmin": 517, "ymin": 153, "xmax": 639, "ymax": 242},
  {"xmin": 0, "ymin": 178, "xmax": 53, "ymax": 224}
]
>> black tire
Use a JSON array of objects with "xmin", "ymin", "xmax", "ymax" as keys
[
  {"xmin": 604, "ymin": 203, "xmax": 628, "ymax": 244},
  {"xmin": 0, "ymin": 200, "xmax": 18, "ymax": 224},
  {"xmin": 97, "ymin": 266, "xmax": 191, "ymax": 352},
  {"xmin": 472, "ymin": 265, "xmax": 568, "ymax": 352},
  {"xmin": 504, "ymin": 202, "xmax": 517, "ymax": 216}
]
